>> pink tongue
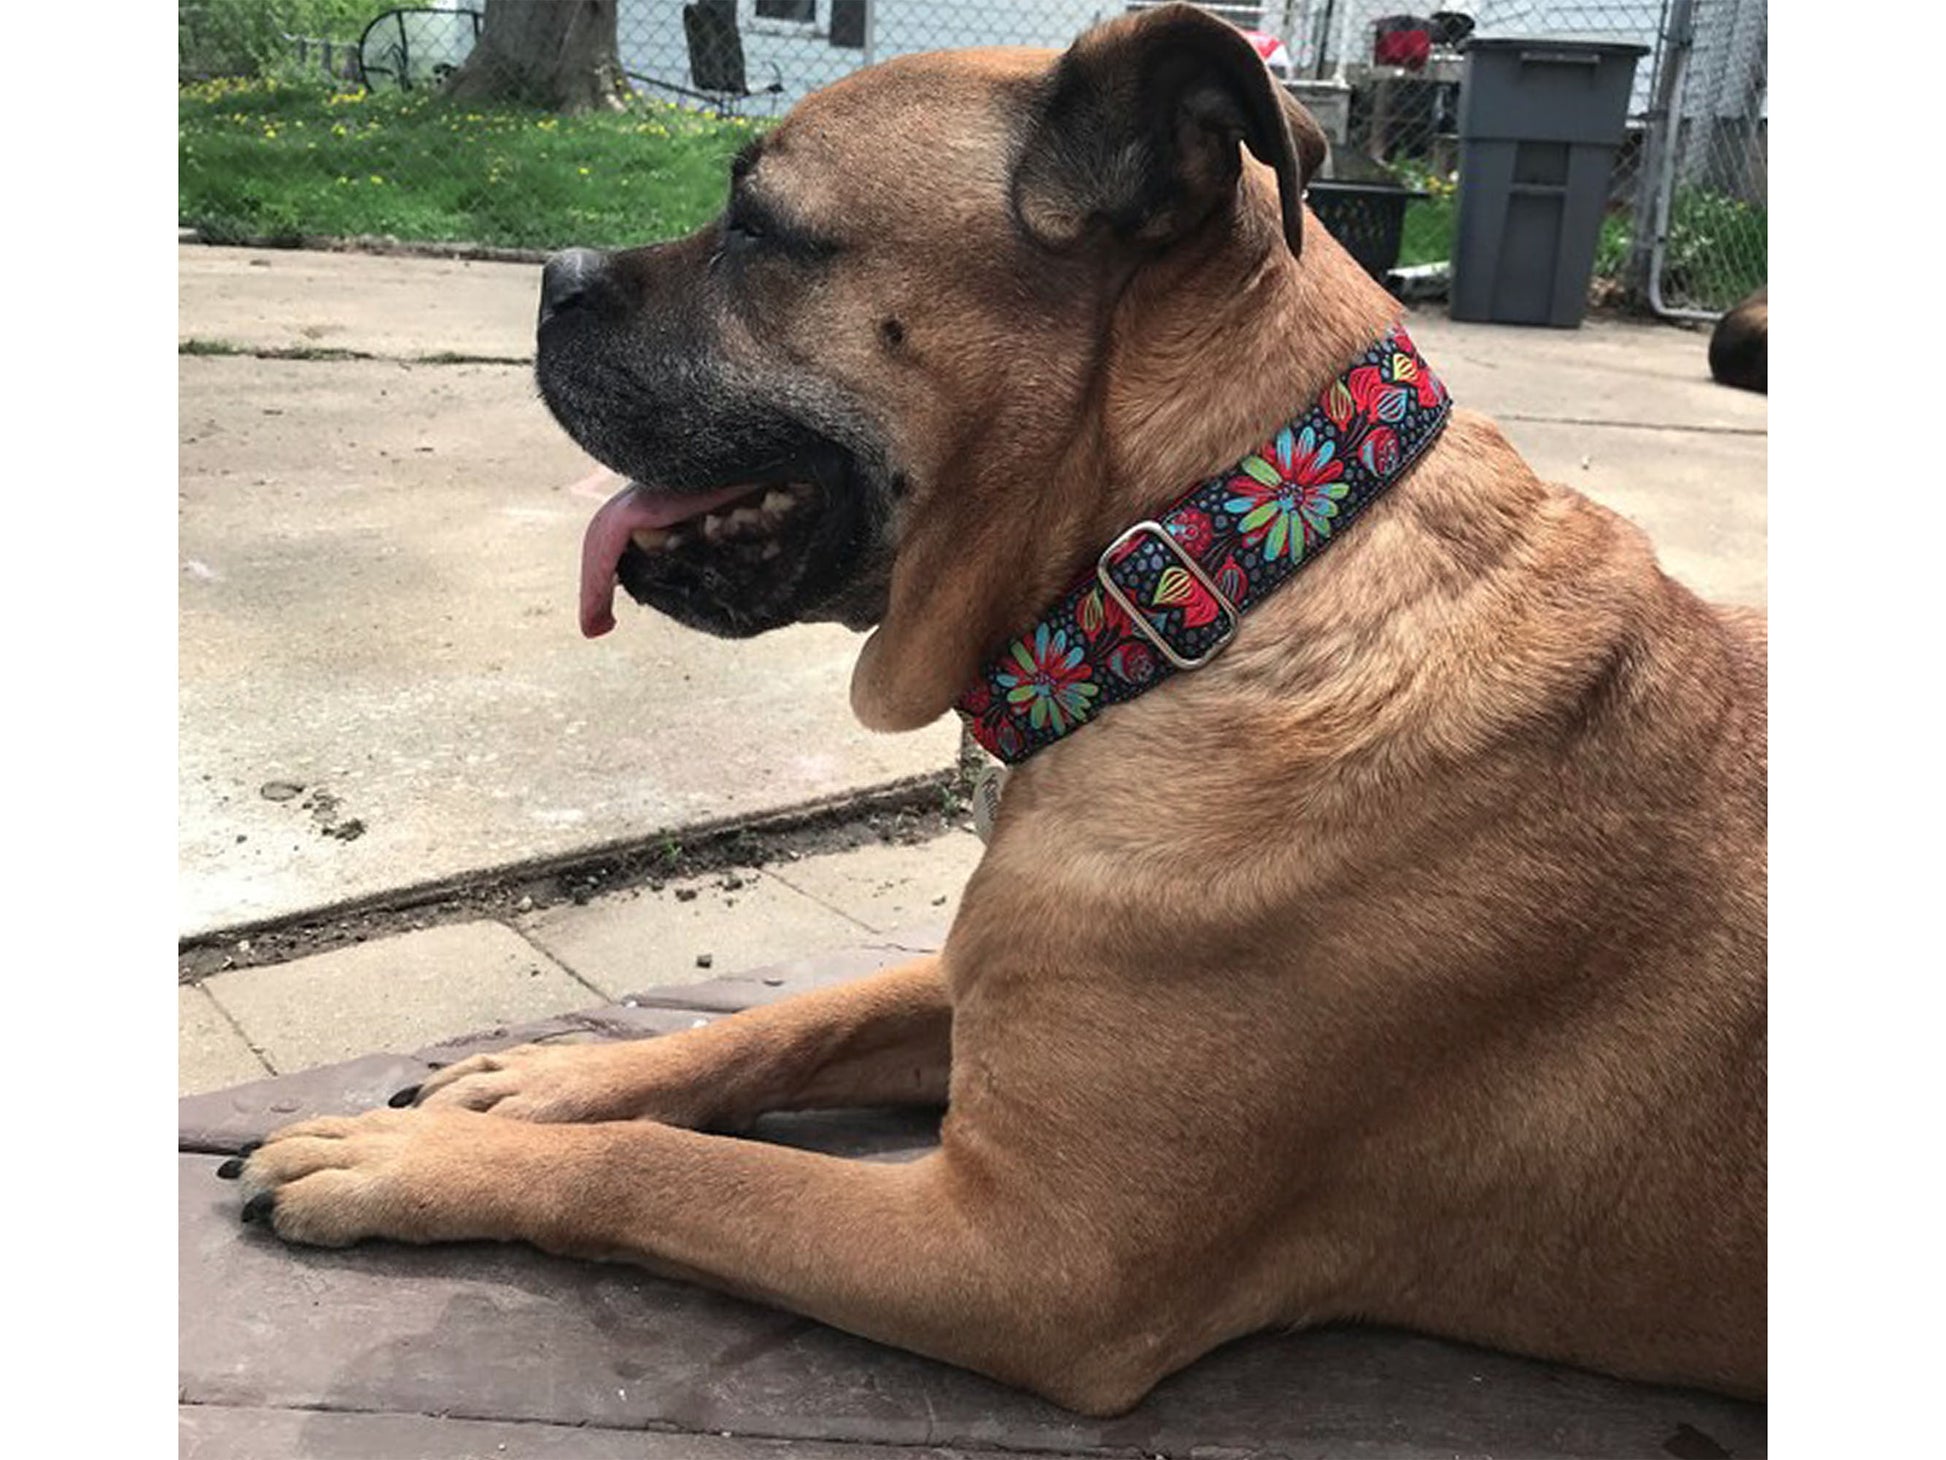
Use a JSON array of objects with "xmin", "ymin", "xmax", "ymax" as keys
[{"xmin": 579, "ymin": 479, "xmax": 762, "ymax": 638}]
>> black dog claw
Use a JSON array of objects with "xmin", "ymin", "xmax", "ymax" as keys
[
  {"xmin": 388, "ymin": 1085, "xmax": 422, "ymax": 1108},
  {"xmin": 240, "ymin": 1192, "xmax": 276, "ymax": 1226},
  {"xmin": 217, "ymin": 1141, "xmax": 262, "ymax": 1180}
]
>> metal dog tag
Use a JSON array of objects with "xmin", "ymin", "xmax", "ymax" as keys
[{"xmin": 971, "ymin": 762, "xmax": 1010, "ymax": 843}]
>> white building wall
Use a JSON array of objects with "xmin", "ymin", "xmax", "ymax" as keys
[{"xmin": 617, "ymin": 0, "xmax": 1116, "ymax": 114}]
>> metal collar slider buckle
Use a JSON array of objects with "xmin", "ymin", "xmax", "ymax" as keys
[{"xmin": 1095, "ymin": 520, "xmax": 1240, "ymax": 672}]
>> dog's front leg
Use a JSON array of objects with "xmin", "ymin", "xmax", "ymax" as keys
[
  {"xmin": 398, "ymin": 957, "xmax": 951, "ymax": 1127},
  {"xmin": 227, "ymin": 1104, "xmax": 1161, "ymax": 1415}
]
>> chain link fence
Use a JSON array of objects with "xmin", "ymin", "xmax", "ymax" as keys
[
  {"xmin": 179, "ymin": 0, "xmax": 1763, "ymax": 316},
  {"xmin": 1639, "ymin": 0, "xmax": 1767, "ymax": 315}
]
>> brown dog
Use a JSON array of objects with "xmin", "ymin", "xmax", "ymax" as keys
[
  {"xmin": 227, "ymin": 5, "xmax": 1766, "ymax": 1415},
  {"xmin": 1710, "ymin": 285, "xmax": 1768, "ymax": 393}
]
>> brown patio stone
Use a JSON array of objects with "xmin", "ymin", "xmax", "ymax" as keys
[
  {"xmin": 623, "ymin": 924, "xmax": 945, "ymax": 1012},
  {"xmin": 182, "ymin": 1151, "xmax": 1762, "ymax": 1457},
  {"xmin": 180, "ymin": 1406, "xmax": 1050, "ymax": 1459}
]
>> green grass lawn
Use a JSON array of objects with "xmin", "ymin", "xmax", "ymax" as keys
[
  {"xmin": 180, "ymin": 76, "xmax": 761, "ymax": 249},
  {"xmin": 183, "ymin": 78, "xmax": 1765, "ymax": 311}
]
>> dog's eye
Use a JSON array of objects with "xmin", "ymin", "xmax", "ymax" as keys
[
  {"xmin": 723, "ymin": 204, "xmax": 770, "ymax": 253},
  {"xmin": 719, "ymin": 197, "xmax": 835, "ymax": 264}
]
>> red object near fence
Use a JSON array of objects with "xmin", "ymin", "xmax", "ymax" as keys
[{"xmin": 1373, "ymin": 16, "xmax": 1432, "ymax": 70}]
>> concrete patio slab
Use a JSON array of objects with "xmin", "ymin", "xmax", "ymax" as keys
[
  {"xmin": 179, "ymin": 247, "xmax": 540, "ymax": 359},
  {"xmin": 177, "ymin": 826, "xmax": 964, "ymax": 1100},
  {"xmin": 1419, "ymin": 315, "xmax": 1764, "ymax": 435},
  {"xmin": 520, "ymin": 867, "xmax": 868, "ymax": 1000},
  {"xmin": 1503, "ymin": 419, "xmax": 1767, "ymax": 607},
  {"xmin": 178, "ymin": 353, "xmax": 960, "ymax": 937},
  {"xmin": 769, "ymin": 830, "xmax": 986, "ymax": 933},
  {"xmin": 201, "ymin": 921, "xmax": 598, "ymax": 1072},
  {"xmin": 179, "ymin": 945, "xmax": 1766, "ymax": 1460},
  {"xmin": 180, "ymin": 986, "xmax": 271, "ymax": 1095}
]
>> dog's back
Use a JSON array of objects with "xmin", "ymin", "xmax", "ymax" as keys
[{"xmin": 1709, "ymin": 287, "xmax": 1767, "ymax": 394}]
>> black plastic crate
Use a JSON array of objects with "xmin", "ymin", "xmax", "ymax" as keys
[{"xmin": 1307, "ymin": 182, "xmax": 1425, "ymax": 282}]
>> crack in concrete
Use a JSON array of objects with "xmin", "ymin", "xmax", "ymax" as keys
[
  {"xmin": 178, "ymin": 769, "xmax": 974, "ymax": 982},
  {"xmin": 180, "ymin": 338, "xmax": 531, "ymax": 366},
  {"xmin": 1497, "ymin": 411, "xmax": 1766, "ymax": 437},
  {"xmin": 188, "ymin": 983, "xmax": 278, "ymax": 1081}
]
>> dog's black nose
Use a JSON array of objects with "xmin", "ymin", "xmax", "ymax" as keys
[{"xmin": 539, "ymin": 247, "xmax": 610, "ymax": 326}]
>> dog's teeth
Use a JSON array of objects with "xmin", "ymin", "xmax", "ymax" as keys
[
  {"xmin": 729, "ymin": 507, "xmax": 764, "ymax": 529},
  {"xmin": 630, "ymin": 527, "xmax": 672, "ymax": 552},
  {"xmin": 702, "ymin": 513, "xmax": 726, "ymax": 543},
  {"xmin": 761, "ymin": 542, "xmax": 783, "ymax": 560},
  {"xmin": 762, "ymin": 490, "xmax": 794, "ymax": 515},
  {"xmin": 665, "ymin": 530, "xmax": 689, "ymax": 550}
]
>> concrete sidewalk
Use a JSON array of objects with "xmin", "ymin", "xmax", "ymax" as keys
[
  {"xmin": 182, "ymin": 827, "xmax": 984, "ymax": 1095},
  {"xmin": 178, "ymin": 243, "xmax": 1765, "ymax": 1093}
]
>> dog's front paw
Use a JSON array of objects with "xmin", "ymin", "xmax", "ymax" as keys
[
  {"xmin": 216, "ymin": 1107, "xmax": 526, "ymax": 1247},
  {"xmin": 392, "ymin": 1039, "xmax": 717, "ymax": 1127}
]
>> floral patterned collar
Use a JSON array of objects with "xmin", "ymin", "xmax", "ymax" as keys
[{"xmin": 955, "ymin": 323, "xmax": 1453, "ymax": 764}]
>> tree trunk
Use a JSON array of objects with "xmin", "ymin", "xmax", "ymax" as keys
[{"xmin": 444, "ymin": 0, "xmax": 626, "ymax": 114}]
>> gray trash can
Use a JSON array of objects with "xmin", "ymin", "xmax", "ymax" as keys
[{"xmin": 1450, "ymin": 37, "xmax": 1647, "ymax": 327}]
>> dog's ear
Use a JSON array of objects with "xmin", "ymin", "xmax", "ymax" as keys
[{"xmin": 1013, "ymin": 3, "xmax": 1326, "ymax": 259}]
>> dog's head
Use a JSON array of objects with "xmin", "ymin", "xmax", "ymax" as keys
[{"xmin": 536, "ymin": 3, "xmax": 1335, "ymax": 728}]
